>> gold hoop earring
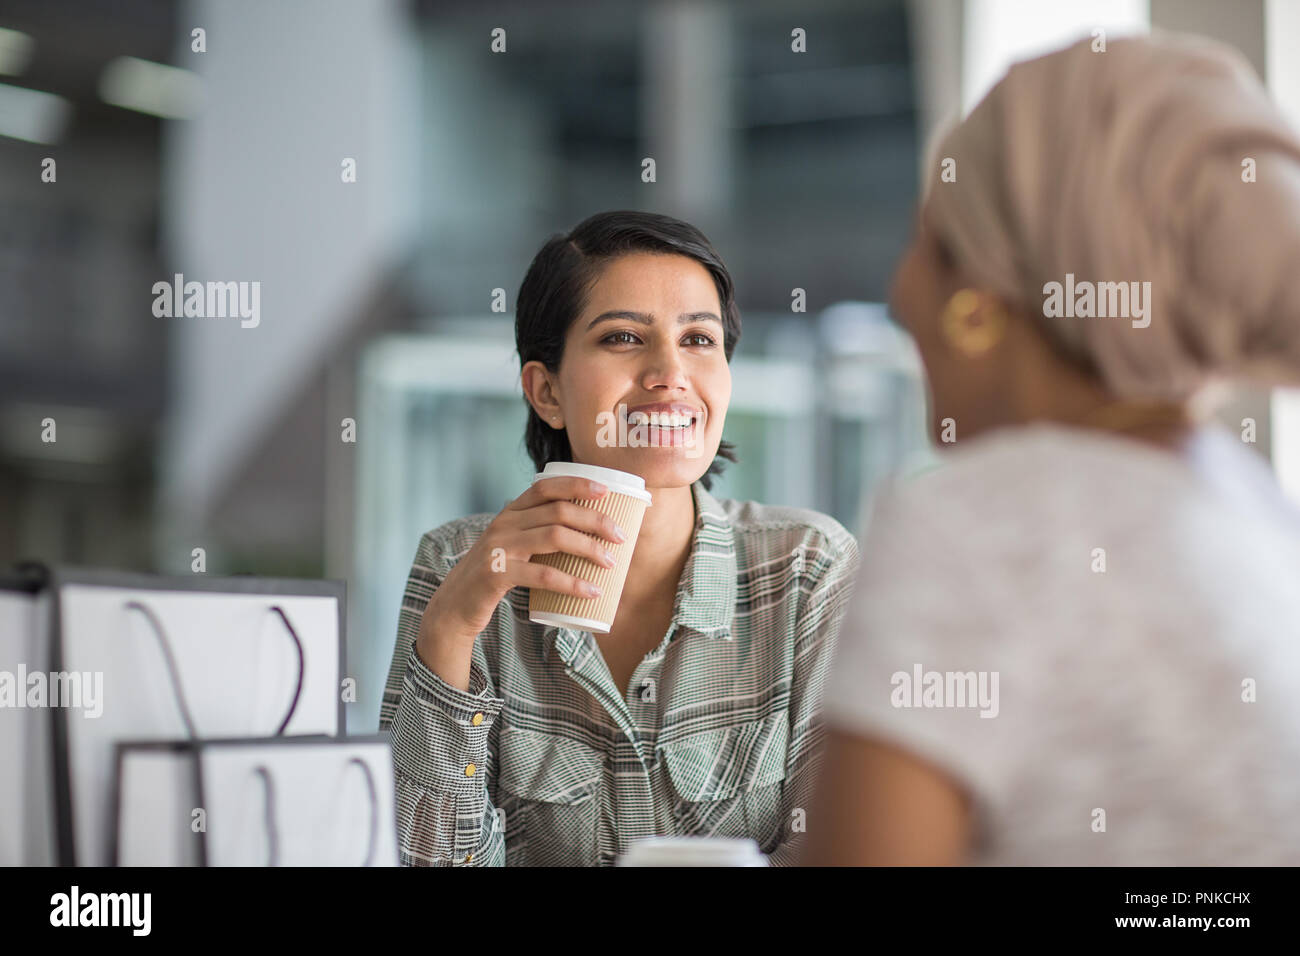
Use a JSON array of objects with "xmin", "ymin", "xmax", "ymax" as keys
[{"xmin": 940, "ymin": 288, "xmax": 1008, "ymax": 357}]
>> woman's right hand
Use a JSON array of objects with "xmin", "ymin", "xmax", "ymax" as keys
[{"xmin": 418, "ymin": 476, "xmax": 628, "ymax": 653}]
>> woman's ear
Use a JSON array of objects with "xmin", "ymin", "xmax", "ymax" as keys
[{"xmin": 521, "ymin": 361, "xmax": 562, "ymax": 426}]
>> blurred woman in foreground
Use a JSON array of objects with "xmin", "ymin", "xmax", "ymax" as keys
[{"xmin": 804, "ymin": 33, "xmax": 1300, "ymax": 865}]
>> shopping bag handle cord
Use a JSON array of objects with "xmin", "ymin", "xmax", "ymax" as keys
[
  {"xmin": 122, "ymin": 601, "xmax": 307, "ymax": 738},
  {"xmin": 347, "ymin": 756, "xmax": 380, "ymax": 867},
  {"xmin": 252, "ymin": 757, "xmax": 379, "ymax": 866},
  {"xmin": 253, "ymin": 766, "xmax": 279, "ymax": 867},
  {"xmin": 123, "ymin": 600, "xmax": 199, "ymax": 739},
  {"xmin": 265, "ymin": 605, "xmax": 307, "ymax": 735}
]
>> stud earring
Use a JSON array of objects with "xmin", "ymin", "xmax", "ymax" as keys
[{"xmin": 940, "ymin": 288, "xmax": 1008, "ymax": 357}]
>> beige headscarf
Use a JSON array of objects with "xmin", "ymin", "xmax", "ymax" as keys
[{"xmin": 924, "ymin": 31, "xmax": 1300, "ymax": 399}]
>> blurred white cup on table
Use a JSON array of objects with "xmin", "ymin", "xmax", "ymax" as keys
[{"xmin": 617, "ymin": 836, "xmax": 768, "ymax": 867}]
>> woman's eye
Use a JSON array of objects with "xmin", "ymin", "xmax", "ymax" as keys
[
  {"xmin": 601, "ymin": 330, "xmax": 716, "ymax": 347},
  {"xmin": 602, "ymin": 330, "xmax": 641, "ymax": 345}
]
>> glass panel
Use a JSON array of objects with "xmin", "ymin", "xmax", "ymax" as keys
[{"xmin": 350, "ymin": 307, "xmax": 930, "ymax": 731}]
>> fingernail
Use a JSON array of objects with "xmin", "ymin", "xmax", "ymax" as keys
[
  {"xmin": 613, "ymin": 525, "xmax": 627, "ymax": 542},
  {"xmin": 602, "ymin": 550, "xmax": 615, "ymax": 568},
  {"xmin": 583, "ymin": 582, "xmax": 602, "ymax": 597},
  {"xmin": 589, "ymin": 481, "xmax": 608, "ymax": 494}
]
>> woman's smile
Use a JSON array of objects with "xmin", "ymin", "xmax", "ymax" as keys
[{"xmin": 618, "ymin": 401, "xmax": 702, "ymax": 447}]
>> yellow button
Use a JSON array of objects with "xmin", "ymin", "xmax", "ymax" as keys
[
  {"xmin": 472, "ymin": 712, "xmax": 484, "ymax": 726},
  {"xmin": 465, "ymin": 763, "xmax": 476, "ymax": 777},
  {"xmin": 464, "ymin": 853, "xmax": 473, "ymax": 864}
]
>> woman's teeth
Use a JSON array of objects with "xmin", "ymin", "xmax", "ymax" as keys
[{"xmin": 627, "ymin": 411, "xmax": 694, "ymax": 428}]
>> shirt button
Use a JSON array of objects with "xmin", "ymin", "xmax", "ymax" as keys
[
  {"xmin": 464, "ymin": 853, "xmax": 474, "ymax": 864},
  {"xmin": 472, "ymin": 712, "xmax": 484, "ymax": 726},
  {"xmin": 465, "ymin": 763, "xmax": 476, "ymax": 777}
]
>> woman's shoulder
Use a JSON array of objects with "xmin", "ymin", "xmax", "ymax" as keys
[
  {"xmin": 860, "ymin": 422, "xmax": 1255, "ymax": 569},
  {"xmin": 904, "ymin": 422, "xmax": 1103, "ymax": 489},
  {"xmin": 883, "ymin": 421, "xmax": 1196, "ymax": 512},
  {"xmin": 884, "ymin": 421, "xmax": 1234, "ymax": 521},
  {"xmin": 710, "ymin": 494, "xmax": 860, "ymax": 572}
]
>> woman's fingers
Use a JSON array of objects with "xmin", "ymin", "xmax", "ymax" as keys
[
  {"xmin": 513, "ymin": 499, "xmax": 626, "ymax": 545},
  {"xmin": 507, "ymin": 476, "xmax": 607, "ymax": 511},
  {"xmin": 511, "ymin": 557, "xmax": 603, "ymax": 599},
  {"xmin": 516, "ymin": 524, "xmax": 617, "ymax": 571}
]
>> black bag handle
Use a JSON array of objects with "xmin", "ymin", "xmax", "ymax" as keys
[
  {"xmin": 124, "ymin": 601, "xmax": 306, "ymax": 738},
  {"xmin": 251, "ymin": 756, "xmax": 380, "ymax": 866},
  {"xmin": 346, "ymin": 756, "xmax": 381, "ymax": 868},
  {"xmin": 252, "ymin": 765, "xmax": 278, "ymax": 866}
]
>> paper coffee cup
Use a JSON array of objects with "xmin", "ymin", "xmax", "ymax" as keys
[
  {"xmin": 616, "ymin": 837, "xmax": 769, "ymax": 867},
  {"xmin": 527, "ymin": 462, "xmax": 652, "ymax": 633}
]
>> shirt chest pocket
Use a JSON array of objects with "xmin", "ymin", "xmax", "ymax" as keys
[
  {"xmin": 658, "ymin": 711, "xmax": 790, "ymax": 850},
  {"xmin": 495, "ymin": 725, "xmax": 605, "ymax": 865}
]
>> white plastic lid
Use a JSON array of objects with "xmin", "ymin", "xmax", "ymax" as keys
[
  {"xmin": 616, "ymin": 837, "xmax": 768, "ymax": 867},
  {"xmin": 532, "ymin": 461, "xmax": 652, "ymax": 504}
]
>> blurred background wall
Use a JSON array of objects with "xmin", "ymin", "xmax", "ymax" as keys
[{"xmin": 3, "ymin": 0, "xmax": 1299, "ymax": 732}]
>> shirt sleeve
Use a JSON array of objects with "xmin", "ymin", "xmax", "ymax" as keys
[
  {"xmin": 378, "ymin": 529, "xmax": 508, "ymax": 866},
  {"xmin": 820, "ymin": 476, "xmax": 1024, "ymax": 836},
  {"xmin": 767, "ymin": 523, "xmax": 863, "ymax": 867}
]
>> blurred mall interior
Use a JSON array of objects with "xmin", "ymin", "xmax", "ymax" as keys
[{"xmin": 3, "ymin": 0, "xmax": 1300, "ymax": 730}]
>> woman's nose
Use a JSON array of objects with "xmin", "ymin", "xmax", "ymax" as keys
[{"xmin": 640, "ymin": 343, "xmax": 690, "ymax": 390}]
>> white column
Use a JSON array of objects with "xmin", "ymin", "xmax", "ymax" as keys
[
  {"xmin": 1266, "ymin": 0, "xmax": 1300, "ymax": 502},
  {"xmin": 640, "ymin": 1, "xmax": 734, "ymax": 220},
  {"xmin": 158, "ymin": 0, "xmax": 420, "ymax": 564},
  {"xmin": 1149, "ymin": 0, "xmax": 1277, "ymax": 465},
  {"xmin": 907, "ymin": 0, "xmax": 1149, "ymax": 184},
  {"xmin": 906, "ymin": 0, "xmax": 963, "ymax": 184},
  {"xmin": 962, "ymin": 0, "xmax": 1149, "ymax": 111}
]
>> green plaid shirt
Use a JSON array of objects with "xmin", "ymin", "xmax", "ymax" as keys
[{"xmin": 378, "ymin": 480, "xmax": 861, "ymax": 866}]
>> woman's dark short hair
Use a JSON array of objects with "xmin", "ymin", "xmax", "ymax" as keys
[{"xmin": 515, "ymin": 210, "xmax": 741, "ymax": 491}]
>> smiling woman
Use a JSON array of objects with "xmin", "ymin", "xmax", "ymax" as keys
[
  {"xmin": 377, "ymin": 210, "xmax": 862, "ymax": 867},
  {"xmin": 515, "ymin": 211, "xmax": 742, "ymax": 491}
]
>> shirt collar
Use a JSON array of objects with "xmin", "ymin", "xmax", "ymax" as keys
[
  {"xmin": 538, "ymin": 479, "xmax": 737, "ymax": 663},
  {"xmin": 674, "ymin": 480, "xmax": 737, "ymax": 637}
]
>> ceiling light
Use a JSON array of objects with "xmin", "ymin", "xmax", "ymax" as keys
[
  {"xmin": 98, "ymin": 55, "xmax": 202, "ymax": 119},
  {"xmin": 0, "ymin": 27, "xmax": 34, "ymax": 76},
  {"xmin": 0, "ymin": 82, "xmax": 70, "ymax": 144}
]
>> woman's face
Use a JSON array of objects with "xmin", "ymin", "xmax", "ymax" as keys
[
  {"xmin": 888, "ymin": 205, "xmax": 1005, "ymax": 441},
  {"xmin": 544, "ymin": 252, "xmax": 732, "ymax": 489}
]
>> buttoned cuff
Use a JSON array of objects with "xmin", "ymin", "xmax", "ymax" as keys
[
  {"xmin": 404, "ymin": 642, "xmax": 504, "ymax": 714},
  {"xmin": 389, "ymin": 643, "xmax": 505, "ymax": 794}
]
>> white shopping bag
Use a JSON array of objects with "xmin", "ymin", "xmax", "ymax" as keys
[
  {"xmin": 0, "ymin": 564, "xmax": 56, "ymax": 866},
  {"xmin": 114, "ymin": 735, "xmax": 397, "ymax": 866},
  {"xmin": 49, "ymin": 567, "xmax": 345, "ymax": 865}
]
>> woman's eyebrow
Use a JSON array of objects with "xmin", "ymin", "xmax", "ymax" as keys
[{"xmin": 585, "ymin": 310, "xmax": 723, "ymax": 331}]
